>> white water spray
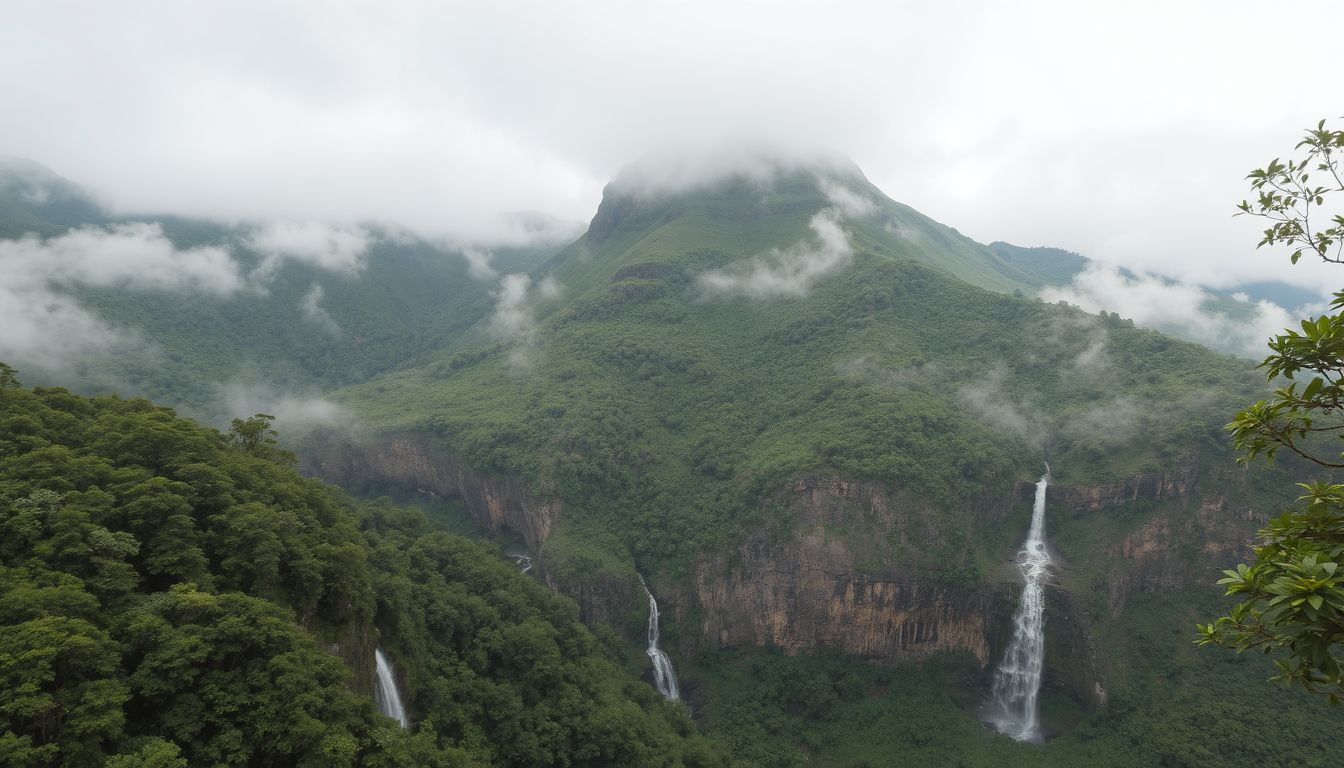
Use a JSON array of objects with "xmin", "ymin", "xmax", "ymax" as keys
[
  {"xmin": 374, "ymin": 648, "xmax": 409, "ymax": 728},
  {"xmin": 508, "ymin": 552, "xmax": 534, "ymax": 574},
  {"xmin": 639, "ymin": 575, "xmax": 680, "ymax": 701},
  {"xmin": 989, "ymin": 465, "xmax": 1052, "ymax": 742}
]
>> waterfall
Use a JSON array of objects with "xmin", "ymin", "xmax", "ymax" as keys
[
  {"xmin": 639, "ymin": 575, "xmax": 680, "ymax": 701},
  {"xmin": 989, "ymin": 465, "xmax": 1052, "ymax": 743},
  {"xmin": 374, "ymin": 648, "xmax": 409, "ymax": 728},
  {"xmin": 508, "ymin": 552, "xmax": 534, "ymax": 574}
]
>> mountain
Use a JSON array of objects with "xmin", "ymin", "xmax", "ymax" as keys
[
  {"xmin": 5, "ymin": 153, "xmax": 1343, "ymax": 764},
  {"xmin": 0, "ymin": 160, "xmax": 567, "ymax": 423},
  {"xmin": 305, "ymin": 156, "xmax": 1344, "ymax": 762}
]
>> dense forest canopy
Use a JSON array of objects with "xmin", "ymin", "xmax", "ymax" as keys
[{"xmin": 0, "ymin": 367, "xmax": 727, "ymax": 766}]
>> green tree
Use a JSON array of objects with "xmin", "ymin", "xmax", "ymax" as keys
[
  {"xmin": 227, "ymin": 413, "xmax": 294, "ymax": 465},
  {"xmin": 1199, "ymin": 120, "xmax": 1344, "ymax": 699}
]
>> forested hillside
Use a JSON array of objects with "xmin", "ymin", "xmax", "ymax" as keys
[
  {"xmin": 300, "ymin": 160, "xmax": 1344, "ymax": 764},
  {"xmin": 0, "ymin": 159, "xmax": 565, "ymax": 422},
  {"xmin": 323, "ymin": 161, "xmax": 1271, "ymax": 577},
  {"xmin": 0, "ymin": 367, "xmax": 728, "ymax": 767},
  {"xmin": 6, "ymin": 155, "xmax": 1341, "ymax": 766}
]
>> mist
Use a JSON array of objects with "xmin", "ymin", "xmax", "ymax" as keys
[
  {"xmin": 1041, "ymin": 262, "xmax": 1308, "ymax": 358},
  {"xmin": 212, "ymin": 379, "xmax": 347, "ymax": 436},
  {"xmin": 699, "ymin": 208, "xmax": 854, "ymax": 299}
]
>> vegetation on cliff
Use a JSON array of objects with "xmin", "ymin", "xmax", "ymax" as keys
[
  {"xmin": 0, "ymin": 368, "xmax": 728, "ymax": 766},
  {"xmin": 694, "ymin": 591, "xmax": 1344, "ymax": 768}
]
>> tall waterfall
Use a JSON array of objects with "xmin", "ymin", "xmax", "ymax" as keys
[
  {"xmin": 374, "ymin": 648, "xmax": 409, "ymax": 728},
  {"xmin": 989, "ymin": 466, "xmax": 1052, "ymax": 743},
  {"xmin": 639, "ymin": 575, "xmax": 680, "ymax": 701}
]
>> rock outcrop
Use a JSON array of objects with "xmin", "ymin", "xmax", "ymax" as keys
[
  {"xmin": 301, "ymin": 435, "xmax": 560, "ymax": 552},
  {"xmin": 689, "ymin": 475, "xmax": 1009, "ymax": 665},
  {"xmin": 301, "ymin": 434, "xmax": 1267, "ymax": 712}
]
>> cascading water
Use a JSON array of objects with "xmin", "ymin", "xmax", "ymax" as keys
[
  {"xmin": 374, "ymin": 647, "xmax": 409, "ymax": 728},
  {"xmin": 638, "ymin": 575, "xmax": 680, "ymax": 701},
  {"xmin": 989, "ymin": 465, "xmax": 1052, "ymax": 743},
  {"xmin": 508, "ymin": 552, "xmax": 534, "ymax": 574}
]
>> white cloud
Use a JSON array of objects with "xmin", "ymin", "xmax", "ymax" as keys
[
  {"xmin": 0, "ymin": 286, "xmax": 148, "ymax": 374},
  {"xmin": 1040, "ymin": 262, "xmax": 1304, "ymax": 358},
  {"xmin": 459, "ymin": 246, "xmax": 497, "ymax": 280},
  {"xmin": 0, "ymin": 223, "xmax": 242, "ymax": 373},
  {"xmin": 537, "ymin": 275, "xmax": 563, "ymax": 299},
  {"xmin": 820, "ymin": 179, "xmax": 877, "ymax": 218},
  {"xmin": 958, "ymin": 365, "xmax": 1044, "ymax": 446},
  {"xmin": 490, "ymin": 273, "xmax": 535, "ymax": 342},
  {"xmin": 2, "ymin": 2, "xmax": 1341, "ymax": 302},
  {"xmin": 5, "ymin": 222, "xmax": 241, "ymax": 294},
  {"xmin": 215, "ymin": 379, "xmax": 345, "ymax": 435},
  {"xmin": 298, "ymin": 282, "xmax": 341, "ymax": 336},
  {"xmin": 488, "ymin": 272, "xmax": 564, "ymax": 367},
  {"xmin": 246, "ymin": 221, "xmax": 371, "ymax": 282},
  {"xmin": 699, "ymin": 208, "xmax": 854, "ymax": 299}
]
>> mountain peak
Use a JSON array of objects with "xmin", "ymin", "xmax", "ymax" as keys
[{"xmin": 607, "ymin": 146, "xmax": 867, "ymax": 200}]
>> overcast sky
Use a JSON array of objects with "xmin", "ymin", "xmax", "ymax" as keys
[{"xmin": 3, "ymin": 0, "xmax": 1341, "ymax": 292}]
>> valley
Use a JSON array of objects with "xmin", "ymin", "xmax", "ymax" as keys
[{"xmin": 3, "ymin": 153, "xmax": 1342, "ymax": 766}]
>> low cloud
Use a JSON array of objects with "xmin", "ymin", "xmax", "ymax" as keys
[
  {"xmin": 459, "ymin": 246, "xmax": 497, "ymax": 280},
  {"xmin": 246, "ymin": 221, "xmax": 372, "ymax": 283},
  {"xmin": 820, "ymin": 179, "xmax": 877, "ymax": 218},
  {"xmin": 0, "ymin": 223, "xmax": 241, "ymax": 374},
  {"xmin": 4, "ymin": 222, "xmax": 241, "ymax": 293},
  {"xmin": 214, "ymin": 379, "xmax": 346, "ymax": 436},
  {"xmin": 1040, "ymin": 262, "xmax": 1302, "ymax": 358},
  {"xmin": 298, "ymin": 283, "xmax": 342, "ymax": 337},
  {"xmin": 491, "ymin": 211, "xmax": 586, "ymax": 248},
  {"xmin": 611, "ymin": 146, "xmax": 861, "ymax": 200},
  {"xmin": 488, "ymin": 272, "xmax": 563, "ymax": 367},
  {"xmin": 957, "ymin": 364, "xmax": 1047, "ymax": 446},
  {"xmin": 699, "ymin": 208, "xmax": 854, "ymax": 299}
]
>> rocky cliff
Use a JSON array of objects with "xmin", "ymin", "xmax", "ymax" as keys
[
  {"xmin": 687, "ymin": 475, "xmax": 1009, "ymax": 665},
  {"xmin": 301, "ymin": 434, "xmax": 560, "ymax": 552},
  {"xmin": 302, "ymin": 434, "xmax": 1268, "ymax": 712}
]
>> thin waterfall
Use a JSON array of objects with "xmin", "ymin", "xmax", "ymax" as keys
[
  {"xmin": 374, "ymin": 647, "xmax": 409, "ymax": 728},
  {"xmin": 989, "ymin": 465, "xmax": 1052, "ymax": 742},
  {"xmin": 638, "ymin": 574, "xmax": 680, "ymax": 701},
  {"xmin": 508, "ymin": 552, "xmax": 534, "ymax": 574}
]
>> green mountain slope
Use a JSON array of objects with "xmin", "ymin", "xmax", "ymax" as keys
[
  {"xmin": 0, "ymin": 161, "xmax": 564, "ymax": 421},
  {"xmin": 545, "ymin": 157, "xmax": 1042, "ymax": 299},
  {"xmin": 0, "ymin": 157, "xmax": 103, "ymax": 238},
  {"xmin": 329, "ymin": 159, "xmax": 1267, "ymax": 573}
]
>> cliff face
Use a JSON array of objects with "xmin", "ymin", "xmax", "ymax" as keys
[
  {"xmin": 301, "ymin": 435, "xmax": 560, "ymax": 552},
  {"xmin": 303, "ymin": 435, "xmax": 1263, "ymax": 711},
  {"xmin": 1040, "ymin": 453, "xmax": 1200, "ymax": 513},
  {"xmin": 688, "ymin": 475, "xmax": 1009, "ymax": 665},
  {"xmin": 1042, "ymin": 453, "xmax": 1267, "ymax": 616},
  {"xmin": 682, "ymin": 474, "xmax": 1108, "ymax": 707}
]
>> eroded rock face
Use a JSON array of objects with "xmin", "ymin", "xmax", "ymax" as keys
[
  {"xmin": 1103, "ymin": 483, "xmax": 1264, "ymax": 616},
  {"xmin": 1045, "ymin": 455, "xmax": 1199, "ymax": 513},
  {"xmin": 302, "ymin": 434, "xmax": 1265, "ymax": 711},
  {"xmin": 689, "ymin": 476, "xmax": 1012, "ymax": 666},
  {"xmin": 1042, "ymin": 452, "xmax": 1267, "ymax": 616},
  {"xmin": 301, "ymin": 436, "xmax": 560, "ymax": 551}
]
